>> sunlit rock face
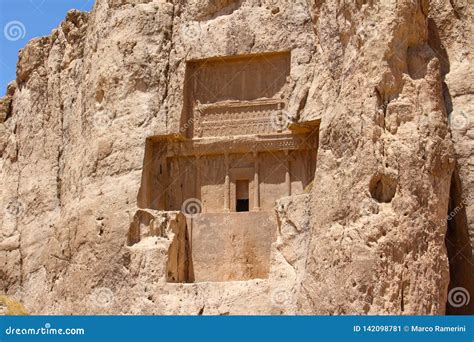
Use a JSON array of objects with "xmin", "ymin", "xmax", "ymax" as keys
[{"xmin": 0, "ymin": 0, "xmax": 472, "ymax": 315}]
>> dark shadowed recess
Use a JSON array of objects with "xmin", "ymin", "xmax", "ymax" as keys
[{"xmin": 445, "ymin": 167, "xmax": 474, "ymax": 315}]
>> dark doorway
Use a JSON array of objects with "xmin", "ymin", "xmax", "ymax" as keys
[
  {"xmin": 236, "ymin": 179, "xmax": 250, "ymax": 212},
  {"xmin": 236, "ymin": 199, "xmax": 249, "ymax": 212}
]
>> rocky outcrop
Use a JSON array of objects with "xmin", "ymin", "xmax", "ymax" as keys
[
  {"xmin": 0, "ymin": 294, "xmax": 28, "ymax": 315},
  {"xmin": 429, "ymin": 0, "xmax": 474, "ymax": 315},
  {"xmin": 0, "ymin": 0, "xmax": 472, "ymax": 315}
]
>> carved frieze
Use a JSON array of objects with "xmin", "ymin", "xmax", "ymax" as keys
[{"xmin": 193, "ymin": 99, "xmax": 287, "ymax": 137}]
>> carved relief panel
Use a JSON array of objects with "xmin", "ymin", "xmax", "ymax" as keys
[{"xmin": 183, "ymin": 52, "xmax": 291, "ymax": 138}]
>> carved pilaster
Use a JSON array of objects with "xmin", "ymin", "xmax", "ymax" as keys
[
  {"xmin": 195, "ymin": 155, "xmax": 201, "ymax": 209},
  {"xmin": 285, "ymin": 150, "xmax": 291, "ymax": 197},
  {"xmin": 224, "ymin": 153, "xmax": 230, "ymax": 212},
  {"xmin": 253, "ymin": 151, "xmax": 260, "ymax": 211}
]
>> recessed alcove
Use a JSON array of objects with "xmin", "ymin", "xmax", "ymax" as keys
[
  {"xmin": 136, "ymin": 51, "xmax": 320, "ymax": 282},
  {"xmin": 182, "ymin": 51, "xmax": 291, "ymax": 138}
]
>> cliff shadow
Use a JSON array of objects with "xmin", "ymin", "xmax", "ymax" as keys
[{"xmin": 445, "ymin": 167, "xmax": 474, "ymax": 315}]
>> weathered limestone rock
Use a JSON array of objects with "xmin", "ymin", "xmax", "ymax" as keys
[
  {"xmin": 0, "ymin": 0, "xmax": 472, "ymax": 315},
  {"xmin": 0, "ymin": 295, "xmax": 28, "ymax": 315},
  {"xmin": 127, "ymin": 209, "xmax": 190, "ymax": 283}
]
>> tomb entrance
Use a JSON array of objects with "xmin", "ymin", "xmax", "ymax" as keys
[{"xmin": 137, "ymin": 51, "xmax": 319, "ymax": 282}]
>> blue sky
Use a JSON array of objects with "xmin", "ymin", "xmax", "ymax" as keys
[{"xmin": 0, "ymin": 0, "xmax": 95, "ymax": 95}]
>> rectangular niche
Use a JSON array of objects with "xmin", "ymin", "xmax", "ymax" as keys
[{"xmin": 182, "ymin": 51, "xmax": 291, "ymax": 138}]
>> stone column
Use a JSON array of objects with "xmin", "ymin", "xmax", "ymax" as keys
[
  {"xmin": 285, "ymin": 150, "xmax": 291, "ymax": 196},
  {"xmin": 224, "ymin": 153, "xmax": 230, "ymax": 212},
  {"xmin": 195, "ymin": 155, "xmax": 201, "ymax": 207},
  {"xmin": 253, "ymin": 151, "xmax": 260, "ymax": 211}
]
